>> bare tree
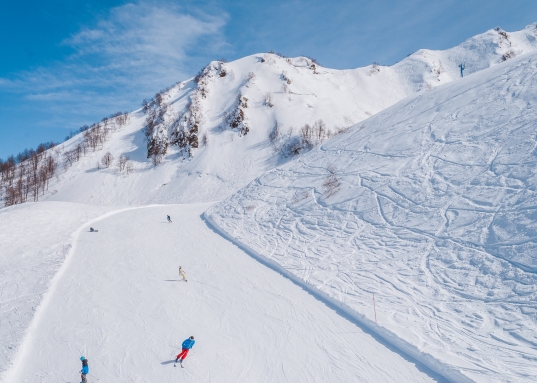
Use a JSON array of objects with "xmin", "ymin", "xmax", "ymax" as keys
[
  {"xmin": 313, "ymin": 119, "xmax": 327, "ymax": 142},
  {"xmin": 281, "ymin": 70, "xmax": 292, "ymax": 84},
  {"xmin": 300, "ymin": 123, "xmax": 313, "ymax": 146},
  {"xmin": 264, "ymin": 92, "xmax": 274, "ymax": 107},
  {"xmin": 125, "ymin": 160, "xmax": 133, "ymax": 174},
  {"xmin": 150, "ymin": 153, "xmax": 163, "ymax": 166},
  {"xmin": 269, "ymin": 121, "xmax": 281, "ymax": 144},
  {"xmin": 117, "ymin": 154, "xmax": 129, "ymax": 172},
  {"xmin": 323, "ymin": 165, "xmax": 340, "ymax": 197},
  {"xmin": 101, "ymin": 152, "xmax": 114, "ymax": 168},
  {"xmin": 64, "ymin": 150, "xmax": 76, "ymax": 167}
]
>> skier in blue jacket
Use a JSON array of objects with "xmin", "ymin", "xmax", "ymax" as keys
[
  {"xmin": 80, "ymin": 356, "xmax": 89, "ymax": 383},
  {"xmin": 175, "ymin": 336, "xmax": 195, "ymax": 366}
]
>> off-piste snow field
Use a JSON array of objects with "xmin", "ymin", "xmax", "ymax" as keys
[{"xmin": 3, "ymin": 204, "xmax": 441, "ymax": 383}]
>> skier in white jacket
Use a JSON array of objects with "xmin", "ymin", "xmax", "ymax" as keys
[{"xmin": 179, "ymin": 266, "xmax": 187, "ymax": 282}]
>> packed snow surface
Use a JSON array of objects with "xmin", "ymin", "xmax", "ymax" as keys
[
  {"xmin": 3, "ymin": 204, "xmax": 442, "ymax": 383},
  {"xmin": 0, "ymin": 202, "xmax": 112, "ymax": 377},
  {"xmin": 207, "ymin": 52, "xmax": 537, "ymax": 382}
]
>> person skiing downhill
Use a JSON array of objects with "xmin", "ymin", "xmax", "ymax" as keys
[
  {"xmin": 79, "ymin": 356, "xmax": 89, "ymax": 383},
  {"xmin": 175, "ymin": 336, "xmax": 195, "ymax": 367},
  {"xmin": 167, "ymin": 215, "xmax": 172, "ymax": 223},
  {"xmin": 179, "ymin": 266, "xmax": 187, "ymax": 282}
]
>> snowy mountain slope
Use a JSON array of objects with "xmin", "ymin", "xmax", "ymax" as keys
[
  {"xmin": 206, "ymin": 51, "xmax": 537, "ymax": 382},
  {"xmin": 27, "ymin": 23, "xmax": 537, "ymax": 207},
  {"xmin": 2, "ymin": 22, "xmax": 537, "ymax": 382},
  {"xmin": 0, "ymin": 202, "xmax": 112, "ymax": 377},
  {"xmin": 3, "ymin": 204, "xmax": 442, "ymax": 383}
]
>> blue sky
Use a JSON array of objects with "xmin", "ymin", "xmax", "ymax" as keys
[{"xmin": 1, "ymin": 0, "xmax": 536, "ymax": 159}]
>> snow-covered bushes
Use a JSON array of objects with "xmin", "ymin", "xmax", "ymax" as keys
[
  {"xmin": 247, "ymin": 72, "xmax": 256, "ymax": 85},
  {"xmin": 260, "ymin": 54, "xmax": 275, "ymax": 65},
  {"xmin": 501, "ymin": 50, "xmax": 517, "ymax": 61},
  {"xmin": 431, "ymin": 61, "xmax": 444, "ymax": 80},
  {"xmin": 144, "ymin": 104, "xmax": 169, "ymax": 162},
  {"xmin": 169, "ymin": 90, "xmax": 204, "ymax": 156},
  {"xmin": 194, "ymin": 61, "xmax": 224, "ymax": 98},
  {"xmin": 224, "ymin": 95, "xmax": 250, "ymax": 136},
  {"xmin": 495, "ymin": 27, "xmax": 511, "ymax": 47},
  {"xmin": 264, "ymin": 92, "xmax": 274, "ymax": 108},
  {"xmin": 268, "ymin": 122, "xmax": 281, "ymax": 147},
  {"xmin": 270, "ymin": 120, "xmax": 339, "ymax": 158},
  {"xmin": 281, "ymin": 71, "xmax": 292, "ymax": 84}
]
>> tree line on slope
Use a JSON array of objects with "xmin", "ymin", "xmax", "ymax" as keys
[{"xmin": 0, "ymin": 112, "xmax": 130, "ymax": 206}]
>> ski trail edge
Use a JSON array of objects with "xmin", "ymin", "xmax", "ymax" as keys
[
  {"xmin": 202, "ymin": 211, "xmax": 471, "ymax": 383},
  {"xmin": 1, "ymin": 204, "xmax": 174, "ymax": 383}
]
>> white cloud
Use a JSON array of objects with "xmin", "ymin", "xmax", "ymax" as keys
[
  {"xmin": 62, "ymin": 3, "xmax": 228, "ymax": 86},
  {"xmin": 0, "ymin": 2, "xmax": 228, "ymax": 121}
]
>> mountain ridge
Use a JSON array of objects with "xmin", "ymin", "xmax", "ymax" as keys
[{"xmin": 3, "ymin": 23, "xmax": 536, "ymax": 208}]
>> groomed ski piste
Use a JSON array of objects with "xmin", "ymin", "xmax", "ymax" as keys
[
  {"xmin": 2, "ymin": 24, "xmax": 537, "ymax": 383},
  {"xmin": 2, "ymin": 204, "xmax": 443, "ymax": 382}
]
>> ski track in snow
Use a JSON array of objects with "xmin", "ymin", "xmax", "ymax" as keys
[
  {"xmin": 3, "ymin": 204, "xmax": 441, "ymax": 383},
  {"xmin": 207, "ymin": 53, "xmax": 537, "ymax": 382}
]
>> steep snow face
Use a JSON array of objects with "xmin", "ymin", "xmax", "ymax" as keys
[
  {"xmin": 206, "ymin": 51, "xmax": 537, "ymax": 382},
  {"xmin": 26, "ymin": 23, "xmax": 537, "ymax": 207}
]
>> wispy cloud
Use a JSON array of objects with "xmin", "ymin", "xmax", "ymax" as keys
[{"xmin": 0, "ymin": 2, "xmax": 228, "ymax": 124}]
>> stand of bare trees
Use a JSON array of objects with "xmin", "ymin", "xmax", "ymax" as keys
[
  {"xmin": 1, "ymin": 111, "xmax": 130, "ymax": 207},
  {"xmin": 1, "ymin": 149, "xmax": 57, "ymax": 206}
]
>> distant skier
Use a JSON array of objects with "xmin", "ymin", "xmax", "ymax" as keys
[
  {"xmin": 79, "ymin": 356, "xmax": 89, "ymax": 383},
  {"xmin": 179, "ymin": 266, "xmax": 187, "ymax": 282},
  {"xmin": 89, "ymin": 227, "xmax": 98, "ymax": 232},
  {"xmin": 167, "ymin": 215, "xmax": 172, "ymax": 223},
  {"xmin": 459, "ymin": 63, "xmax": 465, "ymax": 78},
  {"xmin": 175, "ymin": 336, "xmax": 195, "ymax": 367}
]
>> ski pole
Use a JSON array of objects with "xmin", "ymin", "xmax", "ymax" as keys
[{"xmin": 88, "ymin": 372, "xmax": 100, "ymax": 380}]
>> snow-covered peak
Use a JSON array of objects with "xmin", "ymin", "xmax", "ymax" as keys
[
  {"xmin": 4, "ymin": 23, "xmax": 537, "ymax": 208},
  {"xmin": 394, "ymin": 23, "xmax": 537, "ymax": 87}
]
